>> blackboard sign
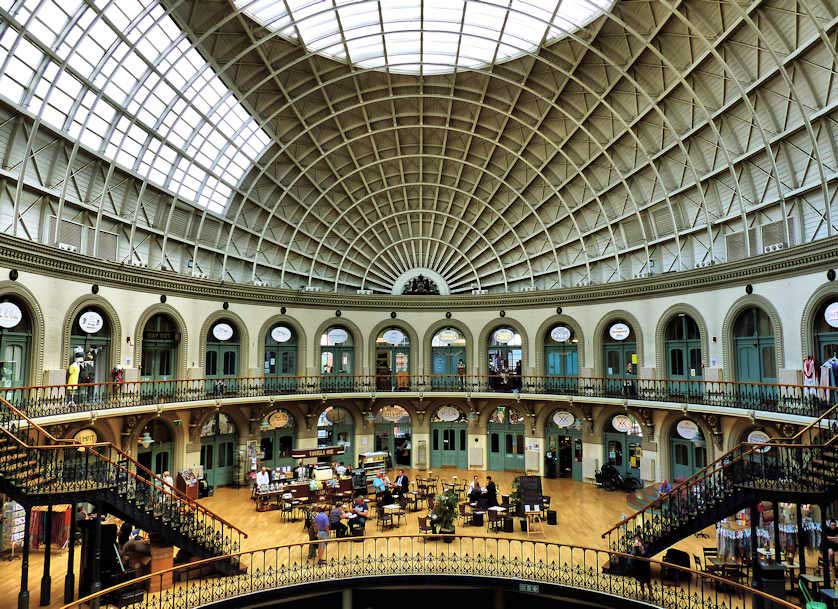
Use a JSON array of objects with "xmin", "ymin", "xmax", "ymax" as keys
[{"xmin": 518, "ymin": 475, "xmax": 543, "ymax": 511}]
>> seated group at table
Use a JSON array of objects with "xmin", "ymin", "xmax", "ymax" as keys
[{"xmin": 467, "ymin": 475, "xmax": 499, "ymax": 507}]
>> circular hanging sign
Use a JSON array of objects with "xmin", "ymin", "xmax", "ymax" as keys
[
  {"xmin": 825, "ymin": 302, "xmax": 838, "ymax": 328},
  {"xmin": 493, "ymin": 328, "xmax": 515, "ymax": 344},
  {"xmin": 612, "ymin": 414, "xmax": 635, "ymax": 433},
  {"xmin": 437, "ymin": 328, "xmax": 460, "ymax": 344},
  {"xmin": 325, "ymin": 407, "xmax": 348, "ymax": 424},
  {"xmin": 73, "ymin": 428, "xmax": 98, "ymax": 445},
  {"xmin": 327, "ymin": 328, "xmax": 349, "ymax": 344},
  {"xmin": 747, "ymin": 430, "xmax": 770, "ymax": 444},
  {"xmin": 550, "ymin": 326, "xmax": 571, "ymax": 343},
  {"xmin": 78, "ymin": 310, "xmax": 104, "ymax": 334},
  {"xmin": 676, "ymin": 420, "xmax": 700, "ymax": 440},
  {"xmin": 609, "ymin": 323, "xmax": 630, "ymax": 341},
  {"xmin": 212, "ymin": 323, "xmax": 234, "ymax": 341},
  {"xmin": 271, "ymin": 326, "xmax": 292, "ymax": 343},
  {"xmin": 382, "ymin": 329, "xmax": 406, "ymax": 345},
  {"xmin": 0, "ymin": 302, "xmax": 23, "ymax": 329},
  {"xmin": 552, "ymin": 411, "xmax": 575, "ymax": 428},
  {"xmin": 267, "ymin": 410, "xmax": 290, "ymax": 429},
  {"xmin": 380, "ymin": 405, "xmax": 409, "ymax": 422},
  {"xmin": 436, "ymin": 406, "xmax": 461, "ymax": 422}
]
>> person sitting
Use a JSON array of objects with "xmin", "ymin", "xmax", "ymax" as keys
[
  {"xmin": 467, "ymin": 475, "xmax": 482, "ymax": 502},
  {"xmin": 658, "ymin": 479, "xmax": 673, "ymax": 497},
  {"xmin": 372, "ymin": 472, "xmax": 388, "ymax": 494},
  {"xmin": 330, "ymin": 504, "xmax": 348, "ymax": 538},
  {"xmin": 255, "ymin": 467, "xmax": 270, "ymax": 488},
  {"xmin": 351, "ymin": 496, "xmax": 369, "ymax": 530},
  {"xmin": 393, "ymin": 469, "xmax": 409, "ymax": 495},
  {"xmin": 335, "ymin": 461, "xmax": 347, "ymax": 476}
]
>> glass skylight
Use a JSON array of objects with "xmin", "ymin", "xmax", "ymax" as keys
[
  {"xmin": 0, "ymin": 0, "xmax": 271, "ymax": 214},
  {"xmin": 235, "ymin": 0, "xmax": 613, "ymax": 74}
]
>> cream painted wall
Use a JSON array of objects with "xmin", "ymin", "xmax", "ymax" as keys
[{"xmin": 2, "ymin": 265, "xmax": 828, "ymax": 382}]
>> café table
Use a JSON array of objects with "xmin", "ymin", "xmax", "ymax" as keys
[
  {"xmin": 779, "ymin": 561, "xmax": 800, "ymax": 593},
  {"xmin": 383, "ymin": 503, "xmax": 405, "ymax": 526},
  {"xmin": 820, "ymin": 588, "xmax": 838, "ymax": 609},
  {"xmin": 800, "ymin": 573, "xmax": 825, "ymax": 595}
]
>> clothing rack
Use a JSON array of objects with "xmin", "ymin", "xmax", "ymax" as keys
[{"xmin": 30, "ymin": 504, "xmax": 72, "ymax": 550}]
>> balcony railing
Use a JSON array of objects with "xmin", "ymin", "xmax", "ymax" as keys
[
  {"xmin": 4, "ymin": 373, "xmax": 833, "ymax": 419},
  {"xmin": 61, "ymin": 535, "xmax": 799, "ymax": 609}
]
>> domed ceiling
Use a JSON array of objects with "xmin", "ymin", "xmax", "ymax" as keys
[{"xmin": 0, "ymin": 0, "xmax": 835, "ymax": 294}]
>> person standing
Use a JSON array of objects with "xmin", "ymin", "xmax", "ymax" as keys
[
  {"xmin": 313, "ymin": 505, "xmax": 330, "ymax": 565},
  {"xmin": 629, "ymin": 536, "xmax": 650, "ymax": 597},
  {"xmin": 255, "ymin": 466, "xmax": 270, "ymax": 488},
  {"xmin": 485, "ymin": 476, "xmax": 498, "ymax": 508}
]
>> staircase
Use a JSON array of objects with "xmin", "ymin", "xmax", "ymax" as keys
[
  {"xmin": 603, "ymin": 404, "xmax": 838, "ymax": 556},
  {"xmin": 0, "ymin": 397, "xmax": 247, "ymax": 560}
]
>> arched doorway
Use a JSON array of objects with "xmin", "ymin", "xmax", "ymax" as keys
[
  {"xmin": 487, "ymin": 406, "xmax": 525, "ymax": 472},
  {"xmin": 375, "ymin": 328, "xmax": 410, "ymax": 390},
  {"xmin": 374, "ymin": 405, "xmax": 412, "ymax": 467},
  {"xmin": 0, "ymin": 297, "xmax": 32, "ymax": 388},
  {"xmin": 205, "ymin": 319, "xmax": 240, "ymax": 387},
  {"xmin": 602, "ymin": 320, "xmax": 638, "ymax": 394},
  {"xmin": 136, "ymin": 419, "xmax": 173, "ymax": 476},
  {"xmin": 69, "ymin": 306, "xmax": 112, "ymax": 384},
  {"xmin": 260, "ymin": 409, "xmax": 296, "ymax": 470},
  {"xmin": 604, "ymin": 413, "xmax": 642, "ymax": 479},
  {"xmin": 664, "ymin": 314, "xmax": 703, "ymax": 394},
  {"xmin": 813, "ymin": 299, "xmax": 838, "ymax": 372},
  {"xmin": 318, "ymin": 407, "xmax": 354, "ymax": 458},
  {"xmin": 487, "ymin": 327, "xmax": 522, "ymax": 392},
  {"xmin": 430, "ymin": 405, "xmax": 468, "ymax": 469},
  {"xmin": 732, "ymin": 307, "xmax": 776, "ymax": 384},
  {"xmin": 544, "ymin": 324, "xmax": 579, "ymax": 391},
  {"xmin": 320, "ymin": 327, "xmax": 354, "ymax": 391},
  {"xmin": 140, "ymin": 313, "xmax": 179, "ymax": 381},
  {"xmin": 264, "ymin": 324, "xmax": 298, "ymax": 390},
  {"xmin": 545, "ymin": 410, "xmax": 582, "ymax": 481},
  {"xmin": 670, "ymin": 419, "xmax": 707, "ymax": 481},
  {"xmin": 200, "ymin": 412, "xmax": 238, "ymax": 488},
  {"xmin": 431, "ymin": 327, "xmax": 467, "ymax": 389}
]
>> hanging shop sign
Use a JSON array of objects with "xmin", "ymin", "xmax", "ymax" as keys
[
  {"xmin": 267, "ymin": 410, "xmax": 291, "ymax": 429},
  {"xmin": 825, "ymin": 302, "xmax": 838, "ymax": 328},
  {"xmin": 435, "ymin": 406, "xmax": 462, "ymax": 422},
  {"xmin": 212, "ymin": 323, "xmax": 234, "ymax": 341},
  {"xmin": 550, "ymin": 326, "xmax": 571, "ymax": 343},
  {"xmin": 327, "ymin": 328, "xmax": 349, "ymax": 344},
  {"xmin": 0, "ymin": 302, "xmax": 23, "ymax": 329},
  {"xmin": 271, "ymin": 326, "xmax": 292, "ymax": 343},
  {"xmin": 143, "ymin": 330, "xmax": 177, "ymax": 341},
  {"xmin": 747, "ymin": 430, "xmax": 770, "ymax": 444},
  {"xmin": 612, "ymin": 414, "xmax": 636, "ymax": 433},
  {"xmin": 290, "ymin": 445, "xmax": 345, "ymax": 459},
  {"xmin": 609, "ymin": 323, "xmax": 630, "ymax": 341},
  {"xmin": 78, "ymin": 310, "xmax": 104, "ymax": 334},
  {"xmin": 436, "ymin": 328, "xmax": 461, "ymax": 344},
  {"xmin": 382, "ymin": 329, "xmax": 406, "ymax": 345},
  {"xmin": 552, "ymin": 411, "xmax": 575, "ymax": 428},
  {"xmin": 73, "ymin": 428, "xmax": 98, "ymax": 445},
  {"xmin": 325, "ymin": 407, "xmax": 349, "ymax": 424},
  {"xmin": 379, "ymin": 405, "xmax": 409, "ymax": 423},
  {"xmin": 493, "ymin": 328, "xmax": 515, "ymax": 344},
  {"xmin": 676, "ymin": 420, "xmax": 700, "ymax": 440}
]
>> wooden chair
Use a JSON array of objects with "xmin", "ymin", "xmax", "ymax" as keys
[
  {"xmin": 693, "ymin": 555, "xmax": 704, "ymax": 573},
  {"xmin": 487, "ymin": 509, "xmax": 503, "ymax": 533},
  {"xmin": 376, "ymin": 505, "xmax": 394, "ymax": 531},
  {"xmin": 458, "ymin": 502, "xmax": 469, "ymax": 525},
  {"xmin": 418, "ymin": 516, "xmax": 432, "ymax": 538}
]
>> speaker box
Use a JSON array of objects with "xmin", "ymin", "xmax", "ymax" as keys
[{"xmin": 547, "ymin": 510, "xmax": 557, "ymax": 525}]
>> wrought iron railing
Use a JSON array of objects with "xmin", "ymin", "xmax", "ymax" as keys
[
  {"xmin": 61, "ymin": 535, "xmax": 799, "ymax": 609},
  {"xmin": 603, "ymin": 402, "xmax": 838, "ymax": 555},
  {"xmin": 4, "ymin": 373, "xmax": 834, "ymax": 419},
  {"xmin": 0, "ymin": 397, "xmax": 247, "ymax": 557}
]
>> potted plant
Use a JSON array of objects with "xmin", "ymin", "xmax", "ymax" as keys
[
  {"xmin": 510, "ymin": 476, "xmax": 526, "ymax": 531},
  {"xmin": 431, "ymin": 489, "xmax": 458, "ymax": 542}
]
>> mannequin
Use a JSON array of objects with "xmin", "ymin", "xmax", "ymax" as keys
[
  {"xmin": 821, "ymin": 354, "xmax": 838, "ymax": 404},
  {"xmin": 803, "ymin": 355, "xmax": 817, "ymax": 397},
  {"xmin": 67, "ymin": 348, "xmax": 83, "ymax": 406}
]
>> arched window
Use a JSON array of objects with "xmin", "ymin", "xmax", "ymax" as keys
[
  {"xmin": 602, "ymin": 320, "xmax": 637, "ymax": 394},
  {"xmin": 545, "ymin": 409, "xmax": 583, "ymax": 481},
  {"xmin": 206, "ymin": 319, "xmax": 240, "ymax": 378},
  {"xmin": 488, "ymin": 327, "xmax": 522, "ymax": 392},
  {"xmin": 732, "ymin": 307, "xmax": 776, "ymax": 384},
  {"xmin": 375, "ymin": 327, "xmax": 410, "ymax": 390},
  {"xmin": 487, "ymin": 406, "xmax": 525, "ymax": 472},
  {"xmin": 813, "ymin": 300, "xmax": 838, "ymax": 369},
  {"xmin": 136, "ymin": 420, "xmax": 173, "ymax": 476},
  {"xmin": 0, "ymin": 297, "xmax": 32, "ymax": 388},
  {"xmin": 141, "ymin": 313, "xmax": 179, "ymax": 381},
  {"xmin": 201, "ymin": 412, "xmax": 238, "ymax": 487},
  {"xmin": 320, "ymin": 327, "xmax": 354, "ymax": 390},
  {"xmin": 264, "ymin": 324, "xmax": 297, "ymax": 376},
  {"xmin": 664, "ymin": 315, "xmax": 702, "ymax": 388},
  {"xmin": 374, "ymin": 405, "xmax": 412, "ymax": 467},
  {"xmin": 544, "ymin": 324, "xmax": 578, "ymax": 390},
  {"xmin": 431, "ymin": 327, "xmax": 467, "ymax": 388},
  {"xmin": 317, "ymin": 407, "xmax": 354, "ymax": 452},
  {"xmin": 70, "ymin": 306, "xmax": 112, "ymax": 384},
  {"xmin": 260, "ymin": 409, "xmax": 296, "ymax": 469}
]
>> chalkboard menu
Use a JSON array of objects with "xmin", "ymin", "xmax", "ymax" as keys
[{"xmin": 518, "ymin": 476, "xmax": 543, "ymax": 511}]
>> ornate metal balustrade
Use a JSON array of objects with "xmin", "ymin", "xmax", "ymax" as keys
[
  {"xmin": 3, "ymin": 373, "xmax": 833, "ymax": 419},
  {"xmin": 61, "ymin": 535, "xmax": 799, "ymax": 609}
]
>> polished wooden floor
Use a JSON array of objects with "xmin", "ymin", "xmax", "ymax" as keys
[{"xmin": 0, "ymin": 468, "xmax": 815, "ymax": 609}]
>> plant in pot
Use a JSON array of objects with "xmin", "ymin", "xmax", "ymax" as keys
[
  {"xmin": 431, "ymin": 490, "xmax": 458, "ymax": 542},
  {"xmin": 509, "ymin": 476, "xmax": 526, "ymax": 531}
]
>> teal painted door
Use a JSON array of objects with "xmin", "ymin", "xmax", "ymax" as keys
[
  {"xmin": 0, "ymin": 333, "xmax": 29, "ymax": 389},
  {"xmin": 205, "ymin": 343, "xmax": 240, "ymax": 395},
  {"xmin": 604, "ymin": 432, "xmax": 641, "ymax": 479},
  {"xmin": 544, "ymin": 346, "xmax": 578, "ymax": 392},
  {"xmin": 260, "ymin": 429, "xmax": 295, "ymax": 469},
  {"xmin": 670, "ymin": 438, "xmax": 707, "ymax": 481},
  {"xmin": 264, "ymin": 346, "xmax": 298, "ymax": 391},
  {"xmin": 430, "ymin": 424, "xmax": 467, "ymax": 468},
  {"xmin": 546, "ymin": 428, "xmax": 582, "ymax": 481},
  {"xmin": 138, "ymin": 442, "xmax": 172, "ymax": 476},
  {"xmin": 604, "ymin": 342, "xmax": 636, "ymax": 394},
  {"xmin": 666, "ymin": 340, "xmax": 702, "ymax": 396},
  {"xmin": 817, "ymin": 332, "xmax": 838, "ymax": 366},
  {"xmin": 488, "ymin": 424, "xmax": 525, "ymax": 471},
  {"xmin": 735, "ymin": 336, "xmax": 777, "ymax": 404},
  {"xmin": 432, "ymin": 347, "xmax": 465, "ymax": 388},
  {"xmin": 321, "ymin": 347, "xmax": 354, "ymax": 391},
  {"xmin": 201, "ymin": 433, "xmax": 236, "ymax": 487}
]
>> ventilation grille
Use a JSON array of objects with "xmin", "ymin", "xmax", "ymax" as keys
[{"xmin": 725, "ymin": 229, "xmax": 757, "ymax": 261}]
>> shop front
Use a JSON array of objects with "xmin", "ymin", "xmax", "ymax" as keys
[
  {"xmin": 545, "ymin": 410, "xmax": 582, "ymax": 480},
  {"xmin": 374, "ymin": 405, "xmax": 412, "ymax": 467},
  {"xmin": 487, "ymin": 406, "xmax": 525, "ymax": 472},
  {"xmin": 200, "ymin": 412, "xmax": 238, "ymax": 488},
  {"xmin": 430, "ymin": 405, "xmax": 468, "ymax": 469},
  {"xmin": 604, "ymin": 413, "xmax": 642, "ymax": 480}
]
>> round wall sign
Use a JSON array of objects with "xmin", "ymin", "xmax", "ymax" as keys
[
  {"xmin": 550, "ymin": 326, "xmax": 571, "ymax": 343},
  {"xmin": 493, "ymin": 328, "xmax": 515, "ymax": 344},
  {"xmin": 212, "ymin": 323, "xmax": 234, "ymax": 341},
  {"xmin": 0, "ymin": 302, "xmax": 23, "ymax": 329},
  {"xmin": 436, "ymin": 406, "xmax": 461, "ymax": 422},
  {"xmin": 382, "ymin": 329, "xmax": 406, "ymax": 345},
  {"xmin": 825, "ymin": 302, "xmax": 838, "ymax": 328},
  {"xmin": 437, "ymin": 328, "xmax": 460, "ymax": 344},
  {"xmin": 327, "ymin": 328, "xmax": 349, "ymax": 344},
  {"xmin": 747, "ymin": 430, "xmax": 770, "ymax": 444},
  {"xmin": 676, "ymin": 420, "xmax": 700, "ymax": 440},
  {"xmin": 267, "ymin": 410, "xmax": 290, "ymax": 429},
  {"xmin": 612, "ymin": 414, "xmax": 635, "ymax": 433},
  {"xmin": 271, "ymin": 326, "xmax": 292, "ymax": 343},
  {"xmin": 78, "ymin": 310, "xmax": 104, "ymax": 334},
  {"xmin": 73, "ymin": 428, "xmax": 98, "ymax": 445},
  {"xmin": 609, "ymin": 323, "xmax": 630, "ymax": 341},
  {"xmin": 552, "ymin": 411, "xmax": 575, "ymax": 428}
]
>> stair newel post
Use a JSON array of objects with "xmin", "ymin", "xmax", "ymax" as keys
[
  {"xmin": 90, "ymin": 503, "xmax": 103, "ymax": 609},
  {"xmin": 64, "ymin": 505, "xmax": 77, "ymax": 603},
  {"xmin": 18, "ymin": 503, "xmax": 31, "ymax": 609},
  {"xmin": 821, "ymin": 503, "xmax": 831, "ymax": 590},
  {"xmin": 39, "ymin": 504, "xmax": 52, "ymax": 606},
  {"xmin": 750, "ymin": 503, "xmax": 760, "ymax": 590},
  {"xmin": 772, "ymin": 501, "xmax": 781, "ymax": 563},
  {"xmin": 796, "ymin": 503, "xmax": 806, "ymax": 576}
]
